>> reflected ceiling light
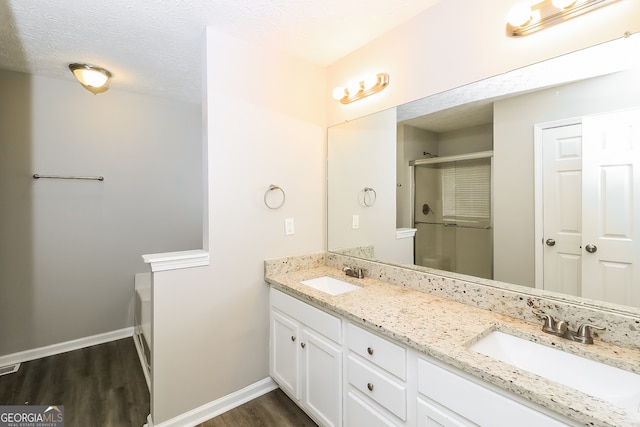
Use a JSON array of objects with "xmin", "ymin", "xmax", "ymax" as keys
[
  {"xmin": 332, "ymin": 73, "xmax": 389, "ymax": 104},
  {"xmin": 507, "ymin": 0, "xmax": 620, "ymax": 37},
  {"xmin": 68, "ymin": 63, "xmax": 112, "ymax": 94}
]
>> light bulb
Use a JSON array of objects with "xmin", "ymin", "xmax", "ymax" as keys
[
  {"xmin": 552, "ymin": 0, "xmax": 576, "ymax": 9},
  {"xmin": 346, "ymin": 80, "xmax": 362, "ymax": 97},
  {"xmin": 507, "ymin": 2, "xmax": 532, "ymax": 27},
  {"xmin": 332, "ymin": 87, "xmax": 346, "ymax": 101},
  {"xmin": 363, "ymin": 74, "xmax": 379, "ymax": 91},
  {"xmin": 75, "ymin": 69, "xmax": 109, "ymax": 87}
]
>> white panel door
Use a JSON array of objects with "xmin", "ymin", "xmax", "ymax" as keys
[
  {"xmin": 542, "ymin": 124, "xmax": 583, "ymax": 296},
  {"xmin": 302, "ymin": 328, "xmax": 342, "ymax": 427},
  {"xmin": 582, "ymin": 108, "xmax": 640, "ymax": 306},
  {"xmin": 270, "ymin": 310, "xmax": 301, "ymax": 400}
]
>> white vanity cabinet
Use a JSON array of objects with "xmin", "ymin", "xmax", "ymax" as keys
[
  {"xmin": 269, "ymin": 287, "xmax": 580, "ymax": 427},
  {"xmin": 416, "ymin": 357, "xmax": 574, "ymax": 427},
  {"xmin": 345, "ymin": 323, "xmax": 409, "ymax": 426},
  {"xmin": 270, "ymin": 288, "xmax": 343, "ymax": 427}
]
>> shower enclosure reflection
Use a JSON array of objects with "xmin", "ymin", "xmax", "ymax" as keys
[{"xmin": 412, "ymin": 155, "xmax": 492, "ymax": 279}]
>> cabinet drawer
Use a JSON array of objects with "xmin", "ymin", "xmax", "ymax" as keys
[
  {"xmin": 347, "ymin": 323, "xmax": 406, "ymax": 380},
  {"xmin": 347, "ymin": 391, "xmax": 397, "ymax": 427},
  {"xmin": 418, "ymin": 358, "xmax": 568, "ymax": 427},
  {"xmin": 347, "ymin": 355, "xmax": 407, "ymax": 421},
  {"xmin": 271, "ymin": 288, "xmax": 341, "ymax": 343}
]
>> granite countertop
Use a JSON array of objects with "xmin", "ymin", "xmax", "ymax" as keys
[{"xmin": 266, "ymin": 265, "xmax": 640, "ymax": 427}]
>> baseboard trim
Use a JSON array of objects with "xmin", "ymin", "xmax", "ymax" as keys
[
  {"xmin": 149, "ymin": 377, "xmax": 279, "ymax": 427},
  {"xmin": 133, "ymin": 331, "xmax": 151, "ymax": 392},
  {"xmin": 0, "ymin": 327, "xmax": 134, "ymax": 367}
]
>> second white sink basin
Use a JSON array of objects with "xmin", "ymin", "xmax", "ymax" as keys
[
  {"xmin": 300, "ymin": 276, "xmax": 361, "ymax": 296},
  {"xmin": 470, "ymin": 330, "xmax": 640, "ymax": 418}
]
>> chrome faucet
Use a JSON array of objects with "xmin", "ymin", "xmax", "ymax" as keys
[
  {"xmin": 343, "ymin": 266, "xmax": 365, "ymax": 279},
  {"xmin": 532, "ymin": 309, "xmax": 605, "ymax": 344}
]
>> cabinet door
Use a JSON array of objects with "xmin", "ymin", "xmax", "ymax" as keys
[
  {"xmin": 271, "ymin": 310, "xmax": 301, "ymax": 400},
  {"xmin": 302, "ymin": 328, "xmax": 342, "ymax": 427},
  {"xmin": 417, "ymin": 397, "xmax": 474, "ymax": 427}
]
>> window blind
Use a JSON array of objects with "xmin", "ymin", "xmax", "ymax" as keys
[{"xmin": 442, "ymin": 160, "xmax": 491, "ymax": 220}]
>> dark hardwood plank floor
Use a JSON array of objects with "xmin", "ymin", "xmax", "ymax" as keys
[
  {"xmin": 0, "ymin": 337, "xmax": 149, "ymax": 427},
  {"xmin": 198, "ymin": 388, "xmax": 317, "ymax": 427},
  {"xmin": 1, "ymin": 337, "xmax": 316, "ymax": 427}
]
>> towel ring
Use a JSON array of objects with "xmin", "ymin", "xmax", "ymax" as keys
[
  {"xmin": 363, "ymin": 187, "xmax": 377, "ymax": 207},
  {"xmin": 264, "ymin": 184, "xmax": 286, "ymax": 209}
]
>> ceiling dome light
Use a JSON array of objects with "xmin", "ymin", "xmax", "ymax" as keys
[
  {"xmin": 68, "ymin": 63, "xmax": 112, "ymax": 94},
  {"xmin": 552, "ymin": 0, "xmax": 577, "ymax": 9},
  {"xmin": 507, "ymin": 2, "xmax": 533, "ymax": 27}
]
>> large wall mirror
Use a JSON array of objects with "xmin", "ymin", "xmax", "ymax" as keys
[{"xmin": 328, "ymin": 34, "xmax": 640, "ymax": 314}]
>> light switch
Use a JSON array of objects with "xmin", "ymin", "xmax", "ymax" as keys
[
  {"xmin": 285, "ymin": 218, "xmax": 295, "ymax": 235},
  {"xmin": 352, "ymin": 215, "xmax": 359, "ymax": 229}
]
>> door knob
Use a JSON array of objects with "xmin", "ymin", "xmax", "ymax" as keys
[
  {"xmin": 545, "ymin": 238, "xmax": 556, "ymax": 246},
  {"xmin": 585, "ymin": 244, "xmax": 597, "ymax": 253}
]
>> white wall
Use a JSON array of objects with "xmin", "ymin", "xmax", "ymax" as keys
[
  {"xmin": 438, "ymin": 124, "xmax": 493, "ymax": 157},
  {"xmin": 326, "ymin": 0, "xmax": 640, "ymax": 125},
  {"xmin": 0, "ymin": 69, "xmax": 202, "ymax": 356},
  {"xmin": 150, "ymin": 28, "xmax": 326, "ymax": 423}
]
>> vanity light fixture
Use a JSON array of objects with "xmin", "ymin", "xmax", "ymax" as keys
[
  {"xmin": 506, "ymin": 0, "xmax": 620, "ymax": 37},
  {"xmin": 332, "ymin": 73, "xmax": 389, "ymax": 104},
  {"xmin": 68, "ymin": 63, "xmax": 112, "ymax": 94}
]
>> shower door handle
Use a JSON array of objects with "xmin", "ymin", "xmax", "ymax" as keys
[{"xmin": 545, "ymin": 238, "xmax": 556, "ymax": 246}]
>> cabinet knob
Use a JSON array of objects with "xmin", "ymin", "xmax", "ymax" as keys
[
  {"xmin": 367, "ymin": 383, "xmax": 374, "ymax": 391},
  {"xmin": 367, "ymin": 347, "xmax": 374, "ymax": 355},
  {"xmin": 290, "ymin": 336, "xmax": 296, "ymax": 342},
  {"xmin": 300, "ymin": 342, "xmax": 306, "ymax": 349}
]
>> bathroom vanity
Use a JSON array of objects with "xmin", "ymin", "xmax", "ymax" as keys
[{"xmin": 265, "ymin": 253, "xmax": 640, "ymax": 427}]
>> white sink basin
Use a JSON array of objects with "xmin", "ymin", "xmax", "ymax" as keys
[
  {"xmin": 470, "ymin": 330, "xmax": 640, "ymax": 417},
  {"xmin": 300, "ymin": 276, "xmax": 361, "ymax": 296}
]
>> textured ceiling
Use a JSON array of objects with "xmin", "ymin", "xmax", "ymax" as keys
[{"xmin": 0, "ymin": 0, "xmax": 443, "ymax": 104}]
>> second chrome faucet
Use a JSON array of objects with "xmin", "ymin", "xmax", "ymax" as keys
[
  {"xmin": 532, "ymin": 309, "xmax": 605, "ymax": 344},
  {"xmin": 343, "ymin": 266, "xmax": 365, "ymax": 279}
]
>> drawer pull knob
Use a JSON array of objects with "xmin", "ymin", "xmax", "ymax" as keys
[
  {"xmin": 291, "ymin": 336, "xmax": 296, "ymax": 342},
  {"xmin": 367, "ymin": 347, "xmax": 374, "ymax": 355},
  {"xmin": 367, "ymin": 383, "xmax": 374, "ymax": 391},
  {"xmin": 301, "ymin": 342, "xmax": 306, "ymax": 349}
]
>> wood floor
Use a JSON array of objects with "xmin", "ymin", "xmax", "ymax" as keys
[
  {"xmin": 0, "ymin": 338, "xmax": 315, "ymax": 427},
  {"xmin": 198, "ymin": 388, "xmax": 317, "ymax": 427},
  {"xmin": 0, "ymin": 338, "xmax": 149, "ymax": 427}
]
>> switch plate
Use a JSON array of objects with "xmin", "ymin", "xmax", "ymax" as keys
[
  {"xmin": 352, "ymin": 215, "xmax": 359, "ymax": 229},
  {"xmin": 285, "ymin": 218, "xmax": 295, "ymax": 235}
]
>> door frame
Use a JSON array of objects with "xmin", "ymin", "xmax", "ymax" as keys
[{"xmin": 533, "ymin": 117, "xmax": 582, "ymax": 290}]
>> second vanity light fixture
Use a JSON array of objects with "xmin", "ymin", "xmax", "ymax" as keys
[
  {"xmin": 506, "ymin": 0, "xmax": 620, "ymax": 37},
  {"xmin": 69, "ymin": 63, "xmax": 112, "ymax": 94},
  {"xmin": 332, "ymin": 73, "xmax": 389, "ymax": 104}
]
